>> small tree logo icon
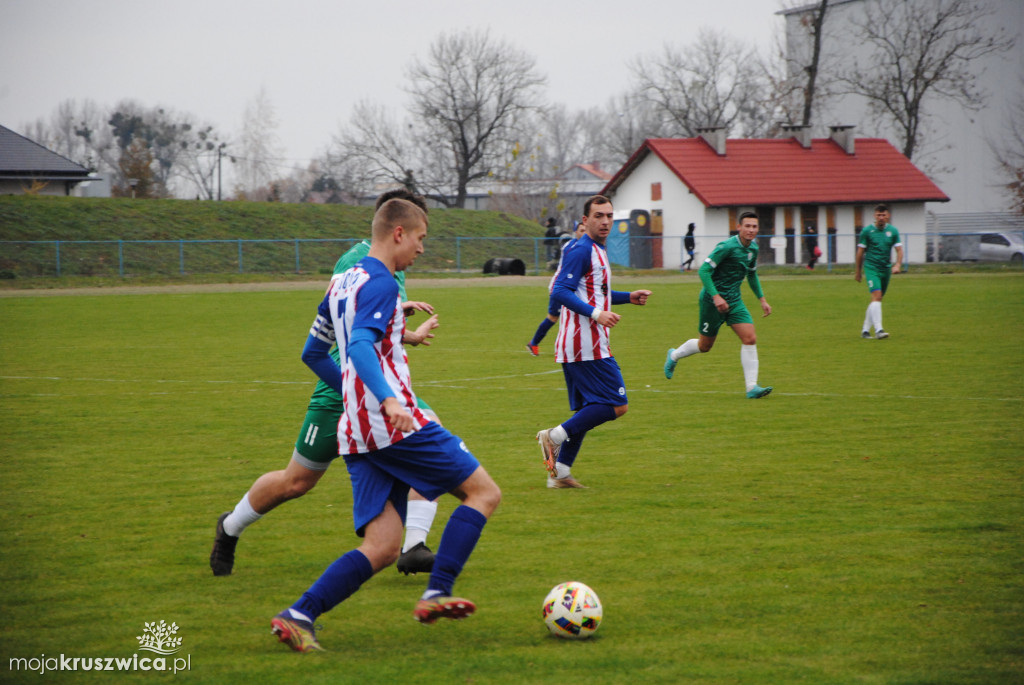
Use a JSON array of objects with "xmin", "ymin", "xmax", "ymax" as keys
[{"xmin": 136, "ymin": 620, "xmax": 183, "ymax": 654}]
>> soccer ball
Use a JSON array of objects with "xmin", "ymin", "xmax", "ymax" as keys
[{"xmin": 542, "ymin": 581, "xmax": 602, "ymax": 639}]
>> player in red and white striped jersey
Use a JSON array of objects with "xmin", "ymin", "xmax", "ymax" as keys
[{"xmin": 535, "ymin": 195, "xmax": 651, "ymax": 488}]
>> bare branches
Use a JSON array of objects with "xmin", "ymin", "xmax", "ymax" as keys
[
  {"xmin": 631, "ymin": 29, "xmax": 767, "ymax": 137},
  {"xmin": 838, "ymin": 0, "xmax": 1014, "ymax": 159}
]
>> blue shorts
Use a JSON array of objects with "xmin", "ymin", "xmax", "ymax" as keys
[
  {"xmin": 561, "ymin": 357, "xmax": 627, "ymax": 412},
  {"xmin": 343, "ymin": 422, "xmax": 479, "ymax": 537}
]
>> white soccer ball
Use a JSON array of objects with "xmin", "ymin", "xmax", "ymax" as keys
[{"xmin": 542, "ymin": 581, "xmax": 602, "ymax": 639}]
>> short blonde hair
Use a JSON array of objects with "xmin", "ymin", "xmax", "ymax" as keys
[{"xmin": 372, "ymin": 198, "xmax": 427, "ymax": 240}]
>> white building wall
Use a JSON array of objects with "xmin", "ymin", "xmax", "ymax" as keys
[
  {"xmin": 783, "ymin": 0, "xmax": 1023, "ymax": 215},
  {"xmin": 607, "ymin": 153, "xmax": 706, "ymax": 268}
]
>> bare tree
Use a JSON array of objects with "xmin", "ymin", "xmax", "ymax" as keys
[
  {"xmin": 405, "ymin": 29, "xmax": 546, "ymax": 208},
  {"xmin": 798, "ymin": 0, "xmax": 830, "ymax": 127},
  {"xmin": 632, "ymin": 29, "xmax": 766, "ymax": 137},
  {"xmin": 992, "ymin": 80, "xmax": 1024, "ymax": 215},
  {"xmin": 839, "ymin": 0, "xmax": 1014, "ymax": 160},
  {"xmin": 236, "ymin": 87, "xmax": 285, "ymax": 197},
  {"xmin": 176, "ymin": 128, "xmax": 230, "ymax": 200},
  {"xmin": 331, "ymin": 100, "xmax": 417, "ymax": 197}
]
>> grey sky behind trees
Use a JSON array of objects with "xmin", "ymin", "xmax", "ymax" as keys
[{"xmin": 0, "ymin": 0, "xmax": 780, "ymax": 171}]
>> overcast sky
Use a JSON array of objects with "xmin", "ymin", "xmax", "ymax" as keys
[{"xmin": 1, "ymin": 0, "xmax": 784, "ymax": 172}]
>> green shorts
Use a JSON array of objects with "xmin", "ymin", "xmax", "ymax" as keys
[
  {"xmin": 293, "ymin": 398, "xmax": 436, "ymax": 470},
  {"xmin": 863, "ymin": 266, "xmax": 891, "ymax": 295},
  {"xmin": 294, "ymin": 409, "xmax": 342, "ymax": 470},
  {"xmin": 698, "ymin": 292, "xmax": 752, "ymax": 338}
]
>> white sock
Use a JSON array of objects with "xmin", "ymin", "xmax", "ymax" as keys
[
  {"xmin": 555, "ymin": 462, "xmax": 571, "ymax": 479},
  {"xmin": 549, "ymin": 425, "xmax": 568, "ymax": 444},
  {"xmin": 287, "ymin": 608, "xmax": 312, "ymax": 622},
  {"xmin": 740, "ymin": 344, "xmax": 759, "ymax": 392},
  {"xmin": 670, "ymin": 338, "xmax": 701, "ymax": 361},
  {"xmin": 402, "ymin": 499, "xmax": 438, "ymax": 552},
  {"xmin": 863, "ymin": 305, "xmax": 872, "ymax": 332},
  {"xmin": 223, "ymin": 492, "xmax": 262, "ymax": 537},
  {"xmin": 868, "ymin": 301, "xmax": 883, "ymax": 331}
]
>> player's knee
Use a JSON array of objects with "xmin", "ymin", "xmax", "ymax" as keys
[
  {"xmin": 698, "ymin": 340, "xmax": 714, "ymax": 353},
  {"xmin": 479, "ymin": 481, "xmax": 502, "ymax": 516},
  {"xmin": 614, "ymin": 404, "xmax": 628, "ymax": 418},
  {"xmin": 283, "ymin": 472, "xmax": 320, "ymax": 499},
  {"xmin": 471, "ymin": 478, "xmax": 502, "ymax": 518},
  {"xmin": 363, "ymin": 541, "xmax": 401, "ymax": 570}
]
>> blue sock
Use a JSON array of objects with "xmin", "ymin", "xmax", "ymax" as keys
[
  {"xmin": 293, "ymin": 549, "xmax": 374, "ymax": 621},
  {"xmin": 427, "ymin": 505, "xmax": 487, "ymax": 597},
  {"xmin": 557, "ymin": 404, "xmax": 616, "ymax": 469},
  {"xmin": 529, "ymin": 318, "xmax": 556, "ymax": 346},
  {"xmin": 562, "ymin": 404, "xmax": 617, "ymax": 438},
  {"xmin": 556, "ymin": 431, "xmax": 586, "ymax": 468}
]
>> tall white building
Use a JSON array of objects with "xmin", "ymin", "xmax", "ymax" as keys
[{"xmin": 779, "ymin": 0, "xmax": 1024, "ymax": 217}]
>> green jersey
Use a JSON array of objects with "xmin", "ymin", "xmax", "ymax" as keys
[
  {"xmin": 858, "ymin": 224, "xmax": 901, "ymax": 272},
  {"xmin": 306, "ymin": 241, "xmax": 408, "ymax": 412},
  {"xmin": 698, "ymin": 235, "xmax": 764, "ymax": 302}
]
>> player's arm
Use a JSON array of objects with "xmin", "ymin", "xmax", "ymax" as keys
[
  {"xmin": 854, "ymin": 245, "xmax": 865, "ymax": 281},
  {"xmin": 746, "ymin": 271, "xmax": 771, "ymax": 317},
  {"xmin": 348, "ymin": 327, "xmax": 415, "ymax": 431},
  {"xmin": 551, "ymin": 249, "xmax": 617, "ymax": 326},
  {"xmin": 892, "ymin": 237, "xmax": 904, "ymax": 274},
  {"xmin": 301, "ymin": 295, "xmax": 343, "ymax": 394},
  {"xmin": 611, "ymin": 290, "xmax": 650, "ymax": 306},
  {"xmin": 404, "ymin": 313, "xmax": 439, "ymax": 346},
  {"xmin": 698, "ymin": 256, "xmax": 729, "ymax": 312}
]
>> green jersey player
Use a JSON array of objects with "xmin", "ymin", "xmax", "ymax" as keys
[
  {"xmin": 855, "ymin": 204, "xmax": 903, "ymax": 339},
  {"xmin": 663, "ymin": 211, "xmax": 773, "ymax": 399},
  {"xmin": 211, "ymin": 190, "xmax": 441, "ymax": 578}
]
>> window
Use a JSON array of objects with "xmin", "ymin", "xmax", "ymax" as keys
[{"xmin": 981, "ymin": 234, "xmax": 1009, "ymax": 246}]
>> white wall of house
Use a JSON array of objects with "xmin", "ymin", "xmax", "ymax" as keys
[
  {"xmin": 607, "ymin": 153, "xmax": 709, "ymax": 268},
  {"xmin": 608, "ymin": 148, "xmax": 934, "ymax": 268}
]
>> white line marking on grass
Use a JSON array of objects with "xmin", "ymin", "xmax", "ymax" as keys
[{"xmin": 3, "ymin": 373, "xmax": 1020, "ymax": 403}]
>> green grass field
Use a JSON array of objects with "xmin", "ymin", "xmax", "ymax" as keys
[{"xmin": 1, "ymin": 273, "xmax": 1021, "ymax": 684}]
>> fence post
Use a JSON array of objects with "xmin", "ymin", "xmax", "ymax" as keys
[
  {"xmin": 238, "ymin": 239, "xmax": 243, "ymax": 273},
  {"xmin": 55, "ymin": 240, "xmax": 61, "ymax": 278},
  {"xmin": 179, "ymin": 240, "xmax": 185, "ymax": 274},
  {"xmin": 118, "ymin": 240, "xmax": 124, "ymax": 276},
  {"xmin": 294, "ymin": 239, "xmax": 300, "ymax": 273}
]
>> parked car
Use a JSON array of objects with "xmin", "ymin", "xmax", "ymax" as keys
[{"xmin": 978, "ymin": 232, "xmax": 1024, "ymax": 263}]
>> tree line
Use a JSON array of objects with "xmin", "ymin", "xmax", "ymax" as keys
[{"xmin": 21, "ymin": 0, "xmax": 1019, "ymax": 217}]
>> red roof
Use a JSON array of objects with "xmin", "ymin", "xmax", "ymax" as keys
[
  {"xmin": 601, "ymin": 137, "xmax": 949, "ymax": 207},
  {"xmin": 572, "ymin": 163, "xmax": 613, "ymax": 180}
]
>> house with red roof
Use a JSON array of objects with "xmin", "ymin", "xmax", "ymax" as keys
[{"xmin": 600, "ymin": 126, "xmax": 948, "ymax": 268}]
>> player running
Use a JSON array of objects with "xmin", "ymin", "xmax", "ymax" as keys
[{"xmin": 663, "ymin": 211, "xmax": 773, "ymax": 399}]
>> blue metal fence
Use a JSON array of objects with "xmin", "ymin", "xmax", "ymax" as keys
[{"xmin": 0, "ymin": 232, "xmax": 1015, "ymax": 279}]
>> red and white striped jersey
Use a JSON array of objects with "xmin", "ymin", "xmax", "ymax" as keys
[
  {"xmin": 327, "ymin": 258, "xmax": 429, "ymax": 454},
  {"xmin": 553, "ymin": 236, "xmax": 613, "ymax": 363}
]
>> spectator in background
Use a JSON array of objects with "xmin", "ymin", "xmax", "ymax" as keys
[
  {"xmin": 543, "ymin": 217, "xmax": 560, "ymax": 261},
  {"xmin": 805, "ymin": 225, "xmax": 821, "ymax": 270},
  {"xmin": 682, "ymin": 223, "xmax": 697, "ymax": 271}
]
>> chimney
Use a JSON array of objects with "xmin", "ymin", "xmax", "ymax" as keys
[
  {"xmin": 780, "ymin": 123, "xmax": 812, "ymax": 149},
  {"xmin": 829, "ymin": 125, "xmax": 856, "ymax": 154},
  {"xmin": 696, "ymin": 126, "xmax": 726, "ymax": 156}
]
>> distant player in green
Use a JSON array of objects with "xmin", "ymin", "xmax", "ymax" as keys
[
  {"xmin": 855, "ymin": 204, "xmax": 903, "ymax": 339},
  {"xmin": 663, "ymin": 211, "xmax": 773, "ymax": 399},
  {"xmin": 211, "ymin": 190, "xmax": 441, "ymax": 578}
]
